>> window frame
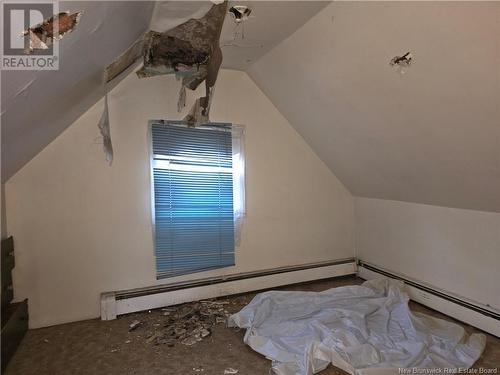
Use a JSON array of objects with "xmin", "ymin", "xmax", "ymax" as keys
[{"xmin": 147, "ymin": 120, "xmax": 245, "ymax": 279}]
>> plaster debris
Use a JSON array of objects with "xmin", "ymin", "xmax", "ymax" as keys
[
  {"xmin": 224, "ymin": 368, "xmax": 238, "ymax": 374},
  {"xmin": 146, "ymin": 331, "xmax": 163, "ymax": 344},
  {"xmin": 128, "ymin": 320, "xmax": 142, "ymax": 332},
  {"xmin": 100, "ymin": 2, "xmax": 228, "ymax": 162},
  {"xmin": 136, "ymin": 1, "xmax": 228, "ymax": 126},
  {"xmin": 162, "ymin": 307, "xmax": 176, "ymax": 316},
  {"xmin": 138, "ymin": 299, "xmax": 230, "ymax": 347},
  {"xmin": 23, "ymin": 11, "xmax": 82, "ymax": 53},
  {"xmin": 390, "ymin": 51, "xmax": 413, "ymax": 74}
]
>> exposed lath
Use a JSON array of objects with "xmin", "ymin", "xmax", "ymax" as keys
[{"xmin": 23, "ymin": 11, "xmax": 82, "ymax": 53}]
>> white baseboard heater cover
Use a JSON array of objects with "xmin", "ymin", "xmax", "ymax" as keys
[
  {"xmin": 357, "ymin": 260, "xmax": 500, "ymax": 338},
  {"xmin": 101, "ymin": 258, "xmax": 356, "ymax": 320}
]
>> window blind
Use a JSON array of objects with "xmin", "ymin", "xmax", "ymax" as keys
[{"xmin": 151, "ymin": 122, "xmax": 235, "ymax": 279}]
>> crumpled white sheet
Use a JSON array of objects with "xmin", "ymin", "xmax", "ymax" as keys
[{"xmin": 228, "ymin": 278, "xmax": 485, "ymax": 375}]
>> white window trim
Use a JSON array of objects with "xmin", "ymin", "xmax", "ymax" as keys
[
  {"xmin": 147, "ymin": 120, "xmax": 247, "ymax": 266},
  {"xmin": 231, "ymin": 124, "xmax": 246, "ymax": 246}
]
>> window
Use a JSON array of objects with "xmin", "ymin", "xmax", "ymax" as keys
[{"xmin": 150, "ymin": 121, "xmax": 245, "ymax": 279}]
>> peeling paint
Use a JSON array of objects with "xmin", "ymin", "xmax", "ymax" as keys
[
  {"xmin": 97, "ymin": 94, "xmax": 113, "ymax": 165},
  {"xmin": 23, "ymin": 11, "xmax": 82, "ymax": 53}
]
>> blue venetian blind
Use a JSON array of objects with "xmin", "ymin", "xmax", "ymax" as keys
[{"xmin": 151, "ymin": 122, "xmax": 235, "ymax": 279}]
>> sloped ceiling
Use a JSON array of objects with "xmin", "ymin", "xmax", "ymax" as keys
[
  {"xmin": 1, "ymin": 1, "xmax": 155, "ymax": 182},
  {"xmin": 219, "ymin": 1, "xmax": 330, "ymax": 70},
  {"xmin": 3, "ymin": 1, "xmax": 498, "ymax": 213},
  {"xmin": 249, "ymin": 2, "xmax": 500, "ymax": 213},
  {"xmin": 151, "ymin": 1, "xmax": 329, "ymax": 69},
  {"xmin": 1, "ymin": 1, "xmax": 328, "ymax": 182}
]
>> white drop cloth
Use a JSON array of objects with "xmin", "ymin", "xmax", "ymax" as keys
[{"xmin": 228, "ymin": 278, "xmax": 485, "ymax": 375}]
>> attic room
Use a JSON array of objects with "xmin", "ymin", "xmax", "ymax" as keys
[{"xmin": 0, "ymin": 0, "xmax": 499, "ymax": 373}]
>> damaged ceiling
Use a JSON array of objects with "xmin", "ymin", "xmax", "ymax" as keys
[
  {"xmin": 3, "ymin": 1, "xmax": 498, "ymax": 214},
  {"xmin": 1, "ymin": 0, "xmax": 328, "ymax": 182},
  {"xmin": 151, "ymin": 1, "xmax": 330, "ymax": 70},
  {"xmin": 1, "ymin": 1, "xmax": 155, "ymax": 181},
  {"xmin": 249, "ymin": 1, "xmax": 500, "ymax": 213}
]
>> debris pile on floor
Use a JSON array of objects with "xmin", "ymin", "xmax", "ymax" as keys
[
  {"xmin": 130, "ymin": 299, "xmax": 231, "ymax": 347},
  {"xmin": 128, "ymin": 319, "xmax": 142, "ymax": 331}
]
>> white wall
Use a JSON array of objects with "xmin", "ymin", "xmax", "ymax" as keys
[
  {"xmin": 355, "ymin": 197, "xmax": 500, "ymax": 311},
  {"xmin": 5, "ymin": 69, "xmax": 354, "ymax": 328}
]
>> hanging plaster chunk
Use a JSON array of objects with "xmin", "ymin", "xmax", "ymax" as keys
[
  {"xmin": 177, "ymin": 85, "xmax": 186, "ymax": 112},
  {"xmin": 97, "ymin": 94, "xmax": 113, "ymax": 165},
  {"xmin": 22, "ymin": 11, "xmax": 82, "ymax": 53},
  {"xmin": 137, "ymin": 33, "xmax": 210, "ymax": 78},
  {"xmin": 136, "ymin": 1, "xmax": 228, "ymax": 126},
  {"xmin": 136, "ymin": 2, "xmax": 227, "ymax": 80},
  {"xmin": 390, "ymin": 52, "xmax": 413, "ymax": 75},
  {"xmin": 183, "ymin": 96, "xmax": 209, "ymax": 127},
  {"xmin": 99, "ymin": 2, "xmax": 227, "ymax": 164}
]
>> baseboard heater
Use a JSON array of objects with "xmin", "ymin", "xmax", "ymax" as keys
[
  {"xmin": 357, "ymin": 260, "xmax": 500, "ymax": 338},
  {"xmin": 101, "ymin": 258, "xmax": 356, "ymax": 320}
]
